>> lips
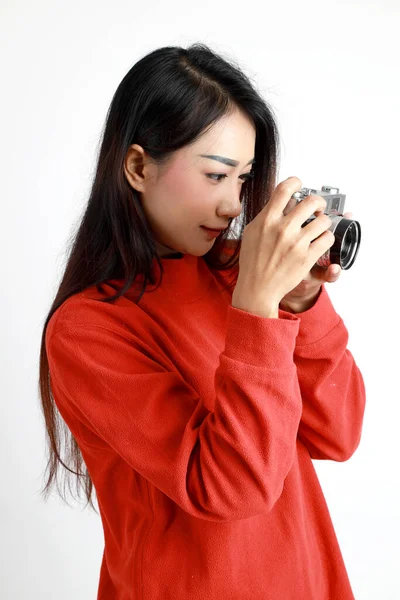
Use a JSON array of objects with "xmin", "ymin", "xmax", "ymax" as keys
[
  {"xmin": 201, "ymin": 226, "xmax": 224, "ymax": 238},
  {"xmin": 203, "ymin": 227, "xmax": 227, "ymax": 231}
]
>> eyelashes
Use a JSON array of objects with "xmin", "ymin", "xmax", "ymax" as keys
[{"xmin": 206, "ymin": 172, "xmax": 255, "ymax": 183}]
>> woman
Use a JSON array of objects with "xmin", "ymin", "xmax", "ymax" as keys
[{"xmin": 39, "ymin": 42, "xmax": 366, "ymax": 599}]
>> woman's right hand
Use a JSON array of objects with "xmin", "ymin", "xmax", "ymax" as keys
[{"xmin": 231, "ymin": 176, "xmax": 335, "ymax": 317}]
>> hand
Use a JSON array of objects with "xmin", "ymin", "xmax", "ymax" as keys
[
  {"xmin": 233, "ymin": 177, "xmax": 337, "ymax": 315},
  {"xmin": 279, "ymin": 211, "xmax": 353, "ymax": 313}
]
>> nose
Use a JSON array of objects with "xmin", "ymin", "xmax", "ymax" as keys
[{"xmin": 219, "ymin": 187, "xmax": 243, "ymax": 220}]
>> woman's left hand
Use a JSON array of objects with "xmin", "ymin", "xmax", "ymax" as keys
[{"xmin": 279, "ymin": 212, "xmax": 353, "ymax": 313}]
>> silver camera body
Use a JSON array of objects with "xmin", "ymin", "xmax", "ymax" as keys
[{"xmin": 287, "ymin": 185, "xmax": 361, "ymax": 270}]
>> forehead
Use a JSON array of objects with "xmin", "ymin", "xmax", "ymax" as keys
[
  {"xmin": 177, "ymin": 112, "xmax": 256, "ymax": 168},
  {"xmin": 199, "ymin": 111, "xmax": 255, "ymax": 148}
]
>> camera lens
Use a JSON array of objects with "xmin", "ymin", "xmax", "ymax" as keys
[
  {"xmin": 328, "ymin": 218, "xmax": 361, "ymax": 270},
  {"xmin": 342, "ymin": 227, "xmax": 353, "ymax": 261}
]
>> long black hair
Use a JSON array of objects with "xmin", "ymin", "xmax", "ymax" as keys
[{"xmin": 38, "ymin": 42, "xmax": 281, "ymax": 512}]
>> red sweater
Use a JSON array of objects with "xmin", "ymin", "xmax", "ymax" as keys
[{"xmin": 46, "ymin": 252, "xmax": 366, "ymax": 599}]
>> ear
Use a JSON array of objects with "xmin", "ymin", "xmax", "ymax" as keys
[{"xmin": 123, "ymin": 144, "xmax": 151, "ymax": 193}]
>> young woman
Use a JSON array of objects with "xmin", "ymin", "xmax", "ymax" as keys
[{"xmin": 39, "ymin": 43, "xmax": 366, "ymax": 599}]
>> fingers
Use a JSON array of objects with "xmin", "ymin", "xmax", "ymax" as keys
[{"xmin": 273, "ymin": 176, "xmax": 303, "ymax": 216}]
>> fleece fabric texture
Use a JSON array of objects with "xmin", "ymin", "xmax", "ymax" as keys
[{"xmin": 46, "ymin": 251, "xmax": 366, "ymax": 600}]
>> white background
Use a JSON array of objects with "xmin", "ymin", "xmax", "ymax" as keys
[{"xmin": 1, "ymin": 0, "xmax": 399, "ymax": 598}]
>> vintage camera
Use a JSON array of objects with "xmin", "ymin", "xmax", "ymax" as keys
[{"xmin": 284, "ymin": 185, "xmax": 361, "ymax": 270}]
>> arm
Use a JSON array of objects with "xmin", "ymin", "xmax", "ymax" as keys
[
  {"xmin": 279, "ymin": 284, "xmax": 366, "ymax": 461},
  {"xmin": 46, "ymin": 302, "xmax": 304, "ymax": 523}
]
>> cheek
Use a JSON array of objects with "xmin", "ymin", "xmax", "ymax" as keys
[
  {"xmin": 164, "ymin": 163, "xmax": 192, "ymax": 194},
  {"xmin": 163, "ymin": 167, "xmax": 205, "ymax": 211}
]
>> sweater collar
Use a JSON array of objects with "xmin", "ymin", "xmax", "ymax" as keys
[{"xmin": 146, "ymin": 253, "xmax": 207, "ymax": 302}]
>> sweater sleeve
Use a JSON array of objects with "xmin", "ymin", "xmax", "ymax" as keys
[
  {"xmin": 46, "ymin": 307, "xmax": 303, "ymax": 523},
  {"xmin": 279, "ymin": 284, "xmax": 366, "ymax": 462}
]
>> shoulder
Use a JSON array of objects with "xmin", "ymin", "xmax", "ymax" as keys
[{"xmin": 46, "ymin": 281, "xmax": 145, "ymax": 343}]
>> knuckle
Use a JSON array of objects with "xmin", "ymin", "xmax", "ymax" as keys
[
  {"xmin": 316, "ymin": 195, "xmax": 327, "ymax": 210},
  {"xmin": 289, "ymin": 176, "xmax": 302, "ymax": 186},
  {"xmin": 278, "ymin": 182, "xmax": 291, "ymax": 196},
  {"xmin": 326, "ymin": 230, "xmax": 335, "ymax": 243},
  {"xmin": 276, "ymin": 223, "xmax": 286, "ymax": 238},
  {"xmin": 279, "ymin": 177, "xmax": 302, "ymax": 193},
  {"xmin": 322, "ymin": 214, "xmax": 331, "ymax": 227},
  {"xmin": 276, "ymin": 220, "xmax": 290, "ymax": 238}
]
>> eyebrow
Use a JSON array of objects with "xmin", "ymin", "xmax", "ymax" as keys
[{"xmin": 198, "ymin": 154, "xmax": 255, "ymax": 167}]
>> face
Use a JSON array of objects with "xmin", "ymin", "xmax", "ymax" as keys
[{"xmin": 123, "ymin": 108, "xmax": 256, "ymax": 257}]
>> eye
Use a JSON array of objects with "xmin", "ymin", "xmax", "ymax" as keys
[
  {"xmin": 206, "ymin": 172, "xmax": 255, "ymax": 183},
  {"xmin": 206, "ymin": 174, "xmax": 227, "ymax": 182},
  {"xmin": 241, "ymin": 172, "xmax": 255, "ymax": 182}
]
